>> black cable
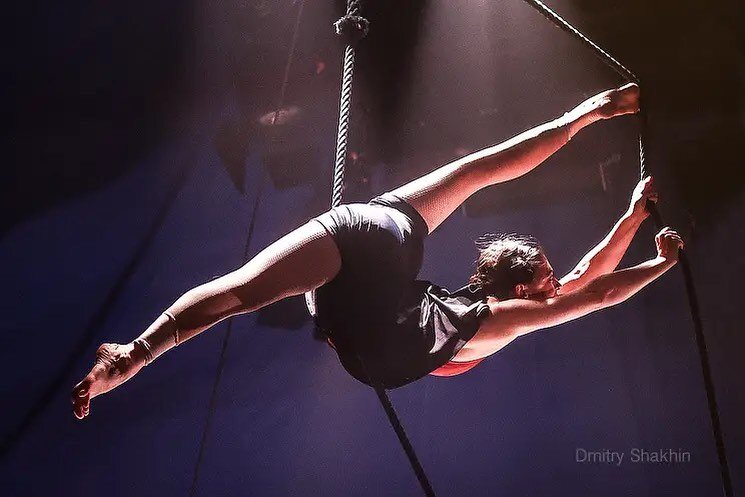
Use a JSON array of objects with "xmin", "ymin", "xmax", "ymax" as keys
[
  {"xmin": 272, "ymin": 0, "xmax": 305, "ymax": 126},
  {"xmin": 188, "ymin": 171, "xmax": 266, "ymax": 497},
  {"xmin": 519, "ymin": 1, "xmax": 733, "ymax": 495},
  {"xmin": 368, "ymin": 372, "xmax": 437, "ymax": 497},
  {"xmin": 189, "ymin": 2, "xmax": 305, "ymax": 495}
]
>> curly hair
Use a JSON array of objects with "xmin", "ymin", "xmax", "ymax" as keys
[{"xmin": 468, "ymin": 233, "xmax": 545, "ymax": 299}]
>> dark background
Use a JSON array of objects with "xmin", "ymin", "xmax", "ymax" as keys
[{"xmin": 2, "ymin": 1, "xmax": 743, "ymax": 496}]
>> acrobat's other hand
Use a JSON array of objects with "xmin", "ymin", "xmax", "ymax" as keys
[
  {"xmin": 629, "ymin": 176, "xmax": 658, "ymax": 219},
  {"xmin": 595, "ymin": 82, "xmax": 640, "ymax": 119},
  {"xmin": 655, "ymin": 227, "xmax": 684, "ymax": 262}
]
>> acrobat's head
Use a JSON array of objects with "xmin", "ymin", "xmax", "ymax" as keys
[{"xmin": 469, "ymin": 233, "xmax": 560, "ymax": 301}]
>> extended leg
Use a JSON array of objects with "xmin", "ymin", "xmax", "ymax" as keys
[
  {"xmin": 167, "ymin": 220, "xmax": 341, "ymax": 340},
  {"xmin": 72, "ymin": 220, "xmax": 341, "ymax": 419},
  {"xmin": 387, "ymin": 84, "xmax": 640, "ymax": 234}
]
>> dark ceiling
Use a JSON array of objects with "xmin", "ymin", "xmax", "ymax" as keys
[{"xmin": 6, "ymin": 0, "xmax": 744, "ymax": 234}]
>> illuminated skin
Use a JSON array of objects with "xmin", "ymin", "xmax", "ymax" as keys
[
  {"xmin": 518, "ymin": 253, "xmax": 562, "ymax": 301},
  {"xmin": 72, "ymin": 83, "xmax": 681, "ymax": 419},
  {"xmin": 454, "ymin": 175, "xmax": 681, "ymax": 362},
  {"xmin": 526, "ymin": 177, "xmax": 660, "ymax": 302}
]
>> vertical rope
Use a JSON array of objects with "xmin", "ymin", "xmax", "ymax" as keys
[
  {"xmin": 332, "ymin": 45, "xmax": 356, "ymax": 208},
  {"xmin": 519, "ymin": 2, "xmax": 733, "ymax": 495},
  {"xmin": 322, "ymin": 2, "xmax": 438, "ymax": 495},
  {"xmin": 189, "ymin": 171, "xmax": 267, "ymax": 497},
  {"xmin": 330, "ymin": 0, "xmax": 364, "ymax": 208},
  {"xmin": 640, "ymin": 117, "xmax": 733, "ymax": 497},
  {"xmin": 272, "ymin": 0, "xmax": 305, "ymax": 126},
  {"xmin": 638, "ymin": 113, "xmax": 648, "ymax": 180},
  {"xmin": 638, "ymin": 94, "xmax": 651, "ymax": 182}
]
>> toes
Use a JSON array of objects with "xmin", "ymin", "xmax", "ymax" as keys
[
  {"xmin": 73, "ymin": 395, "xmax": 90, "ymax": 420},
  {"xmin": 72, "ymin": 379, "xmax": 92, "ymax": 419},
  {"xmin": 71, "ymin": 343, "xmax": 130, "ymax": 420},
  {"xmin": 73, "ymin": 399, "xmax": 87, "ymax": 419}
]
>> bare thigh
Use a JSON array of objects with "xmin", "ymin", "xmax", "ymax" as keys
[
  {"xmin": 217, "ymin": 220, "xmax": 342, "ymax": 313},
  {"xmin": 385, "ymin": 109, "xmax": 575, "ymax": 234},
  {"xmin": 384, "ymin": 158, "xmax": 488, "ymax": 235},
  {"xmin": 136, "ymin": 218, "xmax": 342, "ymax": 344}
]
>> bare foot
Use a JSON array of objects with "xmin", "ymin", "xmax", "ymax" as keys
[{"xmin": 71, "ymin": 343, "xmax": 144, "ymax": 419}]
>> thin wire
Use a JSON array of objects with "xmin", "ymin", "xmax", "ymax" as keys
[
  {"xmin": 188, "ymin": 2, "xmax": 305, "ymax": 495},
  {"xmin": 272, "ymin": 0, "xmax": 305, "ymax": 126},
  {"xmin": 188, "ymin": 171, "xmax": 267, "ymax": 497}
]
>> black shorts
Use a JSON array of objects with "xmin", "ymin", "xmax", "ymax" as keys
[
  {"xmin": 311, "ymin": 194, "xmax": 490, "ymax": 387},
  {"xmin": 312, "ymin": 192, "xmax": 428, "ymax": 293},
  {"xmin": 311, "ymin": 193, "xmax": 433, "ymax": 387}
]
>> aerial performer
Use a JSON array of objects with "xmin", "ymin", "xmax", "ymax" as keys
[{"xmin": 72, "ymin": 82, "xmax": 684, "ymax": 419}]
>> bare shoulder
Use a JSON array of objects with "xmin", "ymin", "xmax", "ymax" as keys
[
  {"xmin": 484, "ymin": 288, "xmax": 605, "ymax": 337},
  {"xmin": 457, "ymin": 289, "xmax": 605, "ymax": 361}
]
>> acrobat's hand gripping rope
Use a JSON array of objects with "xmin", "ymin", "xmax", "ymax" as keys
[
  {"xmin": 305, "ymin": 1, "xmax": 438, "ymax": 496},
  {"xmin": 521, "ymin": 1, "xmax": 733, "ymax": 496}
]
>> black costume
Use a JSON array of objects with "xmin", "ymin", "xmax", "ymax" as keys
[{"xmin": 312, "ymin": 193, "xmax": 491, "ymax": 388}]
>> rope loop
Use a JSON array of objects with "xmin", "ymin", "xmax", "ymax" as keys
[{"xmin": 334, "ymin": 15, "xmax": 370, "ymax": 46}]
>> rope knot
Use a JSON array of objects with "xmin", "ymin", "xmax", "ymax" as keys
[{"xmin": 334, "ymin": 15, "xmax": 370, "ymax": 46}]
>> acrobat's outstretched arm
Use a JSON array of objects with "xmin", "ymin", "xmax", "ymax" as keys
[
  {"xmin": 465, "ymin": 227, "xmax": 683, "ymax": 357},
  {"xmin": 559, "ymin": 176, "xmax": 658, "ymax": 294}
]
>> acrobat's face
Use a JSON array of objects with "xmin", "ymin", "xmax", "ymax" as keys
[{"xmin": 518, "ymin": 254, "xmax": 561, "ymax": 300}]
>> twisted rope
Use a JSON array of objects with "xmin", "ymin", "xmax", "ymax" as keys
[
  {"xmin": 330, "ymin": 0, "xmax": 368, "ymax": 208},
  {"xmin": 321, "ymin": 2, "xmax": 437, "ymax": 495},
  {"xmin": 371, "ymin": 377, "xmax": 437, "ymax": 497},
  {"xmin": 520, "ymin": 2, "xmax": 733, "ymax": 495},
  {"xmin": 332, "ymin": 44, "xmax": 355, "ymax": 208},
  {"xmin": 522, "ymin": 0, "xmax": 638, "ymax": 83},
  {"xmin": 190, "ymin": 2, "xmax": 304, "ymax": 495}
]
